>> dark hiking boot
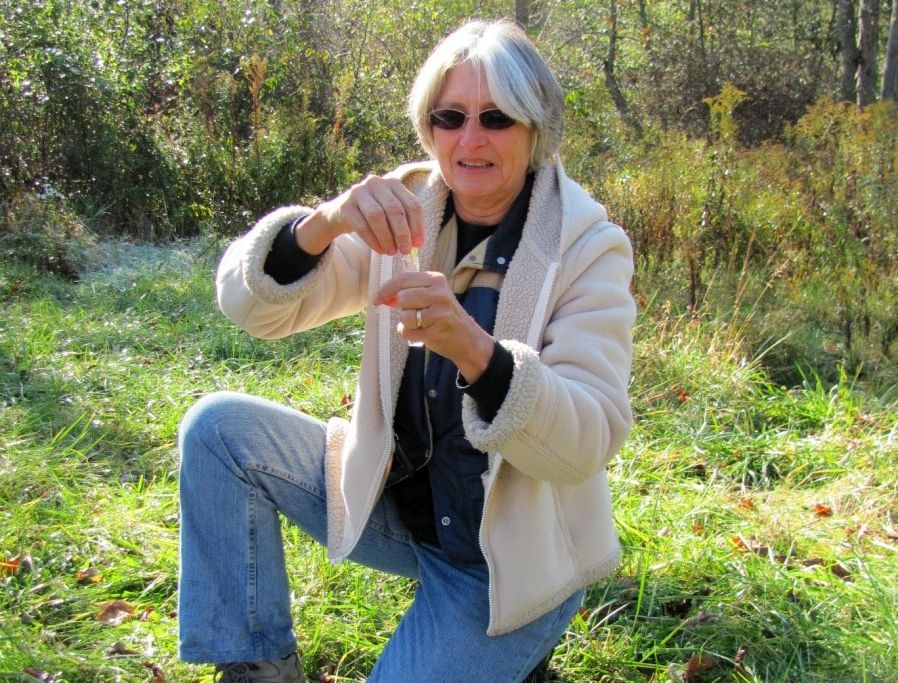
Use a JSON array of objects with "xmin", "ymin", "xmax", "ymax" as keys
[{"xmin": 213, "ymin": 652, "xmax": 305, "ymax": 683}]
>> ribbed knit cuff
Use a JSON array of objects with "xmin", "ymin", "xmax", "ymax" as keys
[
  {"xmin": 263, "ymin": 217, "xmax": 326, "ymax": 284},
  {"xmin": 459, "ymin": 340, "xmax": 514, "ymax": 422}
]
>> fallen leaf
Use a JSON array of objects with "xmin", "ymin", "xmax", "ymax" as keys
[
  {"xmin": 142, "ymin": 662, "xmax": 166, "ymax": 683},
  {"xmin": 108, "ymin": 642, "xmax": 140, "ymax": 656},
  {"xmin": 733, "ymin": 644, "xmax": 748, "ymax": 674},
  {"xmin": 843, "ymin": 523, "xmax": 869, "ymax": 540},
  {"xmin": 340, "ymin": 393, "xmax": 353, "ymax": 407},
  {"xmin": 730, "ymin": 535, "xmax": 750, "ymax": 551},
  {"xmin": 691, "ymin": 523, "xmax": 706, "ymax": 534},
  {"xmin": 738, "ymin": 498, "xmax": 755, "ymax": 511},
  {"xmin": 685, "ymin": 609, "xmax": 716, "ymax": 627},
  {"xmin": 96, "ymin": 600, "xmax": 136, "ymax": 625},
  {"xmin": 683, "ymin": 653, "xmax": 718, "ymax": 681},
  {"xmin": 677, "ymin": 388, "xmax": 690, "ymax": 403},
  {"xmin": 830, "ymin": 563, "xmax": 852, "ymax": 581},
  {"xmin": 799, "ymin": 557, "xmax": 825, "ymax": 567},
  {"xmin": 813, "ymin": 503, "xmax": 833, "ymax": 517},
  {"xmin": 1, "ymin": 557, "xmax": 21, "ymax": 575},
  {"xmin": 77, "ymin": 567, "xmax": 101, "ymax": 585}
]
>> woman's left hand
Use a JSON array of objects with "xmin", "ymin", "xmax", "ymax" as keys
[{"xmin": 372, "ymin": 271, "xmax": 495, "ymax": 383}]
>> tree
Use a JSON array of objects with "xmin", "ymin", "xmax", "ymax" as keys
[
  {"xmin": 882, "ymin": 0, "xmax": 898, "ymax": 102},
  {"xmin": 837, "ymin": 0, "xmax": 860, "ymax": 102},
  {"xmin": 856, "ymin": 0, "xmax": 880, "ymax": 106},
  {"xmin": 603, "ymin": 0, "xmax": 644, "ymax": 138}
]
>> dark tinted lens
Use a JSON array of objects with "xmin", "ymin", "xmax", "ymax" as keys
[
  {"xmin": 429, "ymin": 109, "xmax": 466, "ymax": 130},
  {"xmin": 479, "ymin": 109, "xmax": 516, "ymax": 130}
]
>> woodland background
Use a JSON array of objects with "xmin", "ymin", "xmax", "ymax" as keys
[
  {"xmin": 1, "ymin": 1, "xmax": 898, "ymax": 681},
  {"xmin": 2, "ymin": 0, "xmax": 898, "ymax": 388}
]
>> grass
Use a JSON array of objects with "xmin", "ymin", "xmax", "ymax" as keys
[{"xmin": 1, "ymin": 238, "xmax": 896, "ymax": 682}]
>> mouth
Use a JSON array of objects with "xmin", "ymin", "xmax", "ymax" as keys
[{"xmin": 458, "ymin": 160, "xmax": 493, "ymax": 169}]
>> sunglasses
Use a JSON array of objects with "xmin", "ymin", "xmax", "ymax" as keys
[{"xmin": 428, "ymin": 108, "xmax": 518, "ymax": 131}]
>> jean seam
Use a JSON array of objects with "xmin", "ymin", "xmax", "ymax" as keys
[
  {"xmin": 243, "ymin": 461, "xmax": 412, "ymax": 546},
  {"xmin": 242, "ymin": 462, "xmax": 325, "ymax": 499},
  {"xmin": 247, "ymin": 489, "xmax": 259, "ymax": 646}
]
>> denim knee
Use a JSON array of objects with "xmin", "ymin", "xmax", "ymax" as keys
[{"xmin": 178, "ymin": 391, "xmax": 245, "ymax": 467}]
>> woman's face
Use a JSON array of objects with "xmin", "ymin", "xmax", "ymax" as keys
[{"xmin": 431, "ymin": 63, "xmax": 533, "ymax": 223}]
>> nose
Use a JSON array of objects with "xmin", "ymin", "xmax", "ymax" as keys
[{"xmin": 458, "ymin": 116, "xmax": 487, "ymax": 148}]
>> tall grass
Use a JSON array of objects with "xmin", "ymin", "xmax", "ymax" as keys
[{"xmin": 1, "ymin": 239, "xmax": 896, "ymax": 681}]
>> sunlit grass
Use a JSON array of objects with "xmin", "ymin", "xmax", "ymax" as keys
[{"xmin": 1, "ymin": 239, "xmax": 896, "ymax": 682}]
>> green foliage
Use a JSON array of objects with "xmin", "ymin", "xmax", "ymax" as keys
[{"xmin": 596, "ymin": 89, "xmax": 898, "ymax": 389}]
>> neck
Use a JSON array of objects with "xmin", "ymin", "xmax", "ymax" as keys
[{"xmin": 452, "ymin": 176, "xmax": 527, "ymax": 226}]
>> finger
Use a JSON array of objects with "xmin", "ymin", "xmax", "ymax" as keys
[
  {"xmin": 339, "ymin": 205, "xmax": 383, "ymax": 253},
  {"xmin": 367, "ymin": 186, "xmax": 412, "ymax": 255},
  {"xmin": 371, "ymin": 271, "xmax": 430, "ymax": 307},
  {"xmin": 400, "ymin": 307, "xmax": 428, "ymax": 332},
  {"xmin": 400, "ymin": 190, "xmax": 425, "ymax": 249},
  {"xmin": 384, "ymin": 180, "xmax": 424, "ymax": 250},
  {"xmin": 355, "ymin": 191, "xmax": 399, "ymax": 254}
]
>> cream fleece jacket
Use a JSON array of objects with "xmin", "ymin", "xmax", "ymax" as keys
[{"xmin": 216, "ymin": 159, "xmax": 636, "ymax": 636}]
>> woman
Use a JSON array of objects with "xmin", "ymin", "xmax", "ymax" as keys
[{"xmin": 178, "ymin": 19, "xmax": 635, "ymax": 683}]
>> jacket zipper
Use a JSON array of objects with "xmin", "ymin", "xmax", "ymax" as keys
[
  {"xmin": 358, "ymin": 254, "xmax": 399, "ymax": 549},
  {"xmin": 478, "ymin": 260, "xmax": 560, "ymax": 631}
]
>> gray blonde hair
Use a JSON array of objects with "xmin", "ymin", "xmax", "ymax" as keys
[{"xmin": 408, "ymin": 20, "xmax": 564, "ymax": 170}]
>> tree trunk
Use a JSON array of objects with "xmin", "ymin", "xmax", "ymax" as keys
[
  {"xmin": 515, "ymin": 0, "xmax": 531, "ymax": 29},
  {"xmin": 857, "ymin": 0, "xmax": 879, "ymax": 106},
  {"xmin": 882, "ymin": 0, "xmax": 898, "ymax": 102},
  {"xmin": 837, "ymin": 0, "xmax": 860, "ymax": 102},
  {"xmin": 637, "ymin": 0, "xmax": 652, "ymax": 50},
  {"xmin": 604, "ymin": 0, "xmax": 644, "ymax": 138}
]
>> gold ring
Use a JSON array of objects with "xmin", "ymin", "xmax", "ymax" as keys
[{"xmin": 415, "ymin": 308, "xmax": 424, "ymax": 329}]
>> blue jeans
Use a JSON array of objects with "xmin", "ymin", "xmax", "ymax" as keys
[{"xmin": 178, "ymin": 391, "xmax": 584, "ymax": 683}]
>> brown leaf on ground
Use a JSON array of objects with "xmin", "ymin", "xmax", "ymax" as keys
[
  {"xmin": 1, "ymin": 557, "xmax": 21, "ymax": 575},
  {"xmin": 812, "ymin": 503, "xmax": 833, "ymax": 517},
  {"xmin": 142, "ymin": 662, "xmax": 166, "ymax": 682},
  {"xmin": 683, "ymin": 653, "xmax": 718, "ymax": 681},
  {"xmin": 685, "ymin": 609, "xmax": 717, "ymax": 627},
  {"xmin": 830, "ymin": 563, "xmax": 852, "ymax": 580},
  {"xmin": 76, "ymin": 567, "xmax": 101, "ymax": 585},
  {"xmin": 733, "ymin": 645, "xmax": 748, "ymax": 674},
  {"xmin": 730, "ymin": 535, "xmax": 750, "ymax": 551},
  {"xmin": 96, "ymin": 600, "xmax": 136, "ymax": 625},
  {"xmin": 108, "ymin": 642, "xmax": 140, "ymax": 656}
]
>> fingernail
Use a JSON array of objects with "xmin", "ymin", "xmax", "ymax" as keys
[
  {"xmin": 413, "ymin": 234, "xmax": 424, "ymax": 248},
  {"xmin": 387, "ymin": 295, "xmax": 398, "ymax": 307}
]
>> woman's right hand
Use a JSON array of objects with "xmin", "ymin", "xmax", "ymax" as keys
[{"xmin": 296, "ymin": 175, "xmax": 425, "ymax": 256}]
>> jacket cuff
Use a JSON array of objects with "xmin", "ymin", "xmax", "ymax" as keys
[
  {"xmin": 263, "ymin": 217, "xmax": 326, "ymax": 284},
  {"xmin": 461, "ymin": 339, "xmax": 541, "ymax": 452},
  {"xmin": 459, "ymin": 341, "xmax": 514, "ymax": 422},
  {"xmin": 241, "ymin": 206, "xmax": 334, "ymax": 305}
]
